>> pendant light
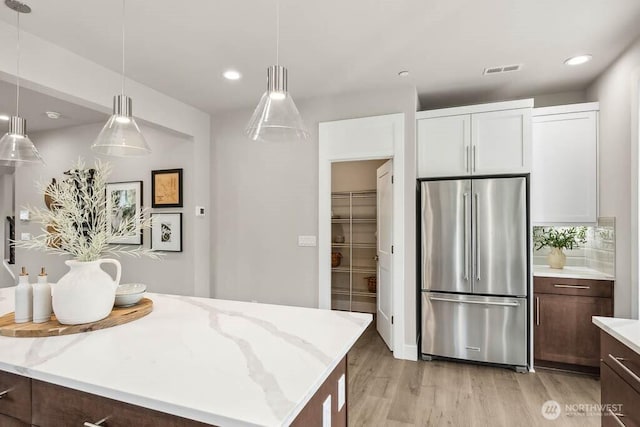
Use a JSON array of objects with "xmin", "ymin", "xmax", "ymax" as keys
[
  {"xmin": 92, "ymin": 0, "xmax": 151, "ymax": 157},
  {"xmin": 0, "ymin": 0, "xmax": 43, "ymax": 166},
  {"xmin": 245, "ymin": 0, "xmax": 309, "ymax": 142}
]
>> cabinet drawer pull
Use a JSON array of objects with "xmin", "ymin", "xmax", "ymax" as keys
[
  {"xmin": 608, "ymin": 354, "xmax": 640, "ymax": 384},
  {"xmin": 607, "ymin": 409, "xmax": 626, "ymax": 427},
  {"xmin": 0, "ymin": 388, "xmax": 10, "ymax": 399},
  {"xmin": 84, "ymin": 417, "xmax": 109, "ymax": 427},
  {"xmin": 553, "ymin": 284, "xmax": 590, "ymax": 289},
  {"xmin": 536, "ymin": 297, "xmax": 540, "ymax": 326}
]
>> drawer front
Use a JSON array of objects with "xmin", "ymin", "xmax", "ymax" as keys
[
  {"xmin": 32, "ymin": 380, "xmax": 210, "ymax": 427},
  {"xmin": 534, "ymin": 277, "xmax": 613, "ymax": 298},
  {"xmin": 601, "ymin": 331, "xmax": 640, "ymax": 395},
  {"xmin": 0, "ymin": 370, "xmax": 31, "ymax": 424},
  {"xmin": 601, "ymin": 362, "xmax": 640, "ymax": 427},
  {"xmin": 0, "ymin": 413, "xmax": 30, "ymax": 427}
]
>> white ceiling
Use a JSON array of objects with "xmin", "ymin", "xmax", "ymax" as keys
[
  {"xmin": 0, "ymin": 79, "xmax": 106, "ymax": 133},
  {"xmin": 1, "ymin": 0, "xmax": 639, "ymax": 114}
]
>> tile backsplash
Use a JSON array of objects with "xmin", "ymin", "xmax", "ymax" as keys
[{"xmin": 533, "ymin": 217, "xmax": 615, "ymax": 276}]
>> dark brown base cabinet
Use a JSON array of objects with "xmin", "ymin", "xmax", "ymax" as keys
[
  {"xmin": 600, "ymin": 331, "xmax": 640, "ymax": 426},
  {"xmin": 0, "ymin": 356, "xmax": 348, "ymax": 426},
  {"xmin": 534, "ymin": 277, "xmax": 613, "ymax": 372}
]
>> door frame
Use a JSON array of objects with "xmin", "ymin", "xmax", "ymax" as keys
[{"xmin": 318, "ymin": 113, "xmax": 408, "ymax": 360}]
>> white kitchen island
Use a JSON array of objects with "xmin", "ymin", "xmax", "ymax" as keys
[{"xmin": 0, "ymin": 287, "xmax": 371, "ymax": 427}]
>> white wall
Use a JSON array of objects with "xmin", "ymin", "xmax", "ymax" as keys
[
  {"xmin": 331, "ymin": 160, "xmax": 387, "ymax": 192},
  {"xmin": 14, "ymin": 123, "xmax": 197, "ymax": 296},
  {"xmin": 211, "ymin": 85, "xmax": 418, "ymax": 347},
  {"xmin": 0, "ymin": 19, "xmax": 211, "ymax": 297},
  {"xmin": 587, "ymin": 37, "xmax": 640, "ymax": 318}
]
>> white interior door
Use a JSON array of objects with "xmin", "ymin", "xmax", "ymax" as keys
[{"xmin": 377, "ymin": 160, "xmax": 393, "ymax": 350}]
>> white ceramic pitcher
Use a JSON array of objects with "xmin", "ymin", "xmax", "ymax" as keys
[{"xmin": 53, "ymin": 259, "xmax": 121, "ymax": 325}]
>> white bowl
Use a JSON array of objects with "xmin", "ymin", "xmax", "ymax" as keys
[{"xmin": 114, "ymin": 283, "xmax": 147, "ymax": 307}]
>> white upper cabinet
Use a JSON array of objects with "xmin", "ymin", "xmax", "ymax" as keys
[
  {"xmin": 417, "ymin": 115, "xmax": 470, "ymax": 178},
  {"xmin": 471, "ymin": 108, "xmax": 531, "ymax": 175},
  {"xmin": 416, "ymin": 99, "xmax": 533, "ymax": 178},
  {"xmin": 532, "ymin": 103, "xmax": 599, "ymax": 225}
]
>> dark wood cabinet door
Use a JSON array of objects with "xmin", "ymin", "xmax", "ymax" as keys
[
  {"xmin": 0, "ymin": 371, "xmax": 31, "ymax": 424},
  {"xmin": 31, "ymin": 380, "xmax": 210, "ymax": 427},
  {"xmin": 535, "ymin": 293, "xmax": 612, "ymax": 367}
]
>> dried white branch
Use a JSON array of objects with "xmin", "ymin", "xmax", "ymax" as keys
[{"xmin": 13, "ymin": 158, "xmax": 162, "ymax": 262}]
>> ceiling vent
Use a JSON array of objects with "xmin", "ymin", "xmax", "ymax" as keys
[{"xmin": 483, "ymin": 64, "xmax": 522, "ymax": 75}]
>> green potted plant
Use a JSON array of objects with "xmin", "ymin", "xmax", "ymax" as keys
[{"xmin": 533, "ymin": 226, "xmax": 587, "ymax": 269}]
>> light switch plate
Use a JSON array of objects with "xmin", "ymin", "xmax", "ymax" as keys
[
  {"xmin": 19, "ymin": 210, "xmax": 29, "ymax": 221},
  {"xmin": 338, "ymin": 374, "xmax": 346, "ymax": 410},
  {"xmin": 322, "ymin": 395, "xmax": 331, "ymax": 427},
  {"xmin": 298, "ymin": 235, "xmax": 317, "ymax": 247},
  {"xmin": 195, "ymin": 206, "xmax": 205, "ymax": 217},
  {"xmin": 20, "ymin": 233, "xmax": 31, "ymax": 241}
]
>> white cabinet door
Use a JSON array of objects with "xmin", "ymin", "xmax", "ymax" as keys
[
  {"xmin": 471, "ymin": 108, "xmax": 531, "ymax": 175},
  {"xmin": 417, "ymin": 115, "xmax": 470, "ymax": 178},
  {"xmin": 532, "ymin": 111, "xmax": 597, "ymax": 224}
]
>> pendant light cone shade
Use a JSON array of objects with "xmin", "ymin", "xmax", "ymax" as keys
[
  {"xmin": 0, "ymin": 116, "xmax": 42, "ymax": 165},
  {"xmin": 92, "ymin": 94, "xmax": 151, "ymax": 157},
  {"xmin": 245, "ymin": 65, "xmax": 309, "ymax": 142}
]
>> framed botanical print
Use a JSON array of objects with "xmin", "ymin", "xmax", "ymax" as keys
[
  {"xmin": 151, "ymin": 213, "xmax": 182, "ymax": 252},
  {"xmin": 152, "ymin": 168, "xmax": 183, "ymax": 208},
  {"xmin": 106, "ymin": 181, "xmax": 143, "ymax": 245}
]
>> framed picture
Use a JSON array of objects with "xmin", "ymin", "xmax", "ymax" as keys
[
  {"xmin": 152, "ymin": 169, "xmax": 183, "ymax": 208},
  {"xmin": 106, "ymin": 181, "xmax": 143, "ymax": 245},
  {"xmin": 151, "ymin": 213, "xmax": 182, "ymax": 252}
]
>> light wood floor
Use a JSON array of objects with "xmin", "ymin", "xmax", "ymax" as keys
[{"xmin": 348, "ymin": 326, "xmax": 601, "ymax": 426}]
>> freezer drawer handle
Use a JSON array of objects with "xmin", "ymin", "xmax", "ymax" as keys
[
  {"xmin": 465, "ymin": 346, "xmax": 481, "ymax": 352},
  {"xmin": 553, "ymin": 284, "xmax": 590, "ymax": 290},
  {"xmin": 428, "ymin": 296, "xmax": 520, "ymax": 307},
  {"xmin": 608, "ymin": 354, "xmax": 640, "ymax": 385}
]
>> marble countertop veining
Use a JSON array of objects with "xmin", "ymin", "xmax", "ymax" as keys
[
  {"xmin": 533, "ymin": 265, "xmax": 615, "ymax": 281},
  {"xmin": 0, "ymin": 287, "xmax": 372, "ymax": 427},
  {"xmin": 593, "ymin": 317, "xmax": 640, "ymax": 356}
]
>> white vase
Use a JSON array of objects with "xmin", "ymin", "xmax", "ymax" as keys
[
  {"xmin": 547, "ymin": 247, "xmax": 566, "ymax": 269},
  {"xmin": 53, "ymin": 259, "xmax": 121, "ymax": 325}
]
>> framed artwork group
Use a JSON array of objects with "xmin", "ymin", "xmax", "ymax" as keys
[{"xmin": 107, "ymin": 168, "xmax": 184, "ymax": 252}]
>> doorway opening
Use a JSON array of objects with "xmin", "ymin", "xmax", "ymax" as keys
[{"xmin": 330, "ymin": 159, "xmax": 393, "ymax": 350}]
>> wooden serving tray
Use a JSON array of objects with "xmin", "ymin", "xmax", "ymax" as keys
[{"xmin": 0, "ymin": 298, "xmax": 153, "ymax": 338}]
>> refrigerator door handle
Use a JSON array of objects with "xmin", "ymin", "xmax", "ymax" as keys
[
  {"xmin": 428, "ymin": 296, "xmax": 520, "ymax": 307},
  {"xmin": 474, "ymin": 192, "xmax": 480, "ymax": 281},
  {"xmin": 463, "ymin": 192, "xmax": 469, "ymax": 280}
]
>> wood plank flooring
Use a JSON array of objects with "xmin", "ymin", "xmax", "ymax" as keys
[{"xmin": 348, "ymin": 326, "xmax": 601, "ymax": 426}]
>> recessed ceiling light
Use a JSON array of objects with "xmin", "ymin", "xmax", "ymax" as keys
[
  {"xmin": 0, "ymin": 114, "xmax": 9, "ymax": 121},
  {"xmin": 398, "ymin": 70, "xmax": 409, "ymax": 77},
  {"xmin": 223, "ymin": 70, "xmax": 242, "ymax": 80},
  {"xmin": 45, "ymin": 111, "xmax": 61, "ymax": 119},
  {"xmin": 564, "ymin": 55, "xmax": 592, "ymax": 66}
]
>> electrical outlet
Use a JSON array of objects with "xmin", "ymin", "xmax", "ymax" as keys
[
  {"xmin": 338, "ymin": 374, "xmax": 346, "ymax": 410},
  {"xmin": 20, "ymin": 233, "xmax": 31, "ymax": 241},
  {"xmin": 19, "ymin": 210, "xmax": 29, "ymax": 221},
  {"xmin": 322, "ymin": 395, "xmax": 331, "ymax": 427}
]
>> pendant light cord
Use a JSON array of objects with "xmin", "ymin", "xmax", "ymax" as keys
[
  {"xmin": 276, "ymin": 0, "xmax": 279, "ymax": 66},
  {"xmin": 121, "ymin": 0, "xmax": 126, "ymax": 95},
  {"xmin": 15, "ymin": 10, "xmax": 20, "ymax": 116}
]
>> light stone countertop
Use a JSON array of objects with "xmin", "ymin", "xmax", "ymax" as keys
[
  {"xmin": 593, "ymin": 316, "xmax": 640, "ymax": 356},
  {"xmin": 0, "ymin": 287, "xmax": 372, "ymax": 427},
  {"xmin": 533, "ymin": 265, "xmax": 615, "ymax": 281}
]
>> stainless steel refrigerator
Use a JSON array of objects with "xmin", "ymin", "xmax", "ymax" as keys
[{"xmin": 419, "ymin": 176, "xmax": 529, "ymax": 371}]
